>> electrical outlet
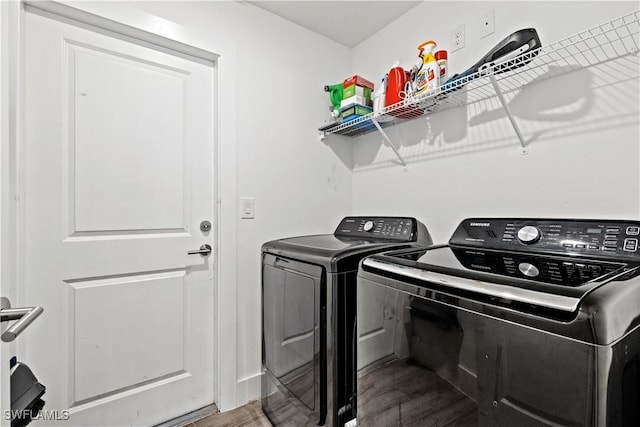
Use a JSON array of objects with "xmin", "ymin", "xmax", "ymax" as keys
[
  {"xmin": 479, "ymin": 9, "xmax": 495, "ymax": 39},
  {"xmin": 451, "ymin": 24, "xmax": 465, "ymax": 52}
]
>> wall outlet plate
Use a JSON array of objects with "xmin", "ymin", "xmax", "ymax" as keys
[
  {"xmin": 451, "ymin": 24, "xmax": 465, "ymax": 52},
  {"xmin": 479, "ymin": 10, "xmax": 495, "ymax": 39}
]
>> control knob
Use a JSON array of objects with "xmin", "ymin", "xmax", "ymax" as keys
[
  {"xmin": 517, "ymin": 226, "xmax": 541, "ymax": 244},
  {"xmin": 363, "ymin": 220, "xmax": 375, "ymax": 232},
  {"xmin": 518, "ymin": 262, "xmax": 540, "ymax": 278}
]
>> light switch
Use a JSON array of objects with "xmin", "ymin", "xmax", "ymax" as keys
[{"xmin": 241, "ymin": 197, "xmax": 255, "ymax": 219}]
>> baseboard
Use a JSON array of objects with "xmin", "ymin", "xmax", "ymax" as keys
[
  {"xmin": 236, "ymin": 372, "xmax": 263, "ymax": 407},
  {"xmin": 154, "ymin": 404, "xmax": 218, "ymax": 427}
]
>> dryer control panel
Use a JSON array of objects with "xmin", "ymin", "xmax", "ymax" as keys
[
  {"xmin": 451, "ymin": 218, "xmax": 640, "ymax": 260},
  {"xmin": 334, "ymin": 216, "xmax": 418, "ymax": 241}
]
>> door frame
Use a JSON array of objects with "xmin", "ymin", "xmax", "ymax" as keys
[
  {"xmin": 1, "ymin": 0, "xmax": 239, "ymax": 416},
  {"xmin": 0, "ymin": 1, "xmax": 22, "ymax": 426}
]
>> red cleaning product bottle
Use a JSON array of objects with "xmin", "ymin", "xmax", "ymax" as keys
[
  {"xmin": 435, "ymin": 50, "xmax": 448, "ymax": 82},
  {"xmin": 384, "ymin": 61, "xmax": 408, "ymax": 107}
]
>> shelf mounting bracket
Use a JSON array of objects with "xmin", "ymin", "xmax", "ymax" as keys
[
  {"xmin": 489, "ymin": 74, "xmax": 528, "ymax": 154},
  {"xmin": 371, "ymin": 118, "xmax": 407, "ymax": 167}
]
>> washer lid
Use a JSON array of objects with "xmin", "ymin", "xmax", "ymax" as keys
[
  {"xmin": 362, "ymin": 245, "xmax": 635, "ymax": 316},
  {"xmin": 262, "ymin": 234, "xmax": 415, "ymax": 272}
]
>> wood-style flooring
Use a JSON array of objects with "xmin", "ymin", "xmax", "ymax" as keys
[
  {"xmin": 179, "ymin": 357, "xmax": 476, "ymax": 427},
  {"xmin": 181, "ymin": 400, "xmax": 272, "ymax": 427}
]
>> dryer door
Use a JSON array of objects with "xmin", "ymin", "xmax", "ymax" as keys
[{"xmin": 262, "ymin": 253, "xmax": 324, "ymax": 417}]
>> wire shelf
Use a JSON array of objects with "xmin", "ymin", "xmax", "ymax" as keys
[{"xmin": 319, "ymin": 10, "xmax": 640, "ymax": 140}]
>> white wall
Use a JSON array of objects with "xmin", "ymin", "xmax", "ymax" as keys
[
  {"xmin": 351, "ymin": 1, "xmax": 640, "ymax": 244},
  {"xmin": 40, "ymin": 0, "xmax": 353, "ymax": 410}
]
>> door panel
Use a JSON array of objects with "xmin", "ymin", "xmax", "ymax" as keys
[
  {"xmin": 72, "ymin": 272, "xmax": 185, "ymax": 402},
  {"xmin": 21, "ymin": 11, "xmax": 215, "ymax": 426},
  {"xmin": 70, "ymin": 41, "xmax": 188, "ymax": 233}
]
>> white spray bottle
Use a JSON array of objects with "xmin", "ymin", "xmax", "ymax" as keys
[
  {"xmin": 414, "ymin": 40, "xmax": 441, "ymax": 96},
  {"xmin": 373, "ymin": 74, "xmax": 388, "ymax": 115}
]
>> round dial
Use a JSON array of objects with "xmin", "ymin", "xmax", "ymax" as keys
[
  {"xmin": 363, "ymin": 220, "xmax": 375, "ymax": 232},
  {"xmin": 517, "ymin": 226, "xmax": 541, "ymax": 244},
  {"xmin": 518, "ymin": 262, "xmax": 540, "ymax": 278}
]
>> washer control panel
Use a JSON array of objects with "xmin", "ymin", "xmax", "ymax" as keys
[
  {"xmin": 334, "ymin": 216, "xmax": 417, "ymax": 241},
  {"xmin": 451, "ymin": 218, "xmax": 640, "ymax": 260},
  {"xmin": 453, "ymin": 247, "xmax": 622, "ymax": 286}
]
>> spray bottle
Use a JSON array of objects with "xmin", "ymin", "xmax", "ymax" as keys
[
  {"xmin": 414, "ymin": 40, "xmax": 441, "ymax": 96},
  {"xmin": 324, "ymin": 83, "xmax": 344, "ymax": 118}
]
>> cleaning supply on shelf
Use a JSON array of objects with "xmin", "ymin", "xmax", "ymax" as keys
[
  {"xmin": 341, "ymin": 83, "xmax": 373, "ymax": 109},
  {"xmin": 407, "ymin": 46, "xmax": 425, "ymax": 96},
  {"xmin": 372, "ymin": 74, "xmax": 387, "ymax": 115},
  {"xmin": 344, "ymin": 75, "xmax": 374, "ymax": 91},
  {"xmin": 413, "ymin": 40, "xmax": 441, "ymax": 96},
  {"xmin": 324, "ymin": 83, "xmax": 344, "ymax": 118},
  {"xmin": 341, "ymin": 104, "xmax": 373, "ymax": 122},
  {"xmin": 435, "ymin": 50, "xmax": 448, "ymax": 82},
  {"xmin": 385, "ymin": 60, "xmax": 410, "ymax": 107}
]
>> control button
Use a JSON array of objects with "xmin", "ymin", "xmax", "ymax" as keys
[
  {"xmin": 563, "ymin": 243, "xmax": 573, "ymax": 248},
  {"xmin": 588, "ymin": 244, "xmax": 599, "ymax": 250},
  {"xmin": 624, "ymin": 238, "xmax": 638, "ymax": 252},
  {"xmin": 588, "ymin": 265, "xmax": 601, "ymax": 275},
  {"xmin": 604, "ymin": 240, "xmax": 618, "ymax": 247},
  {"xmin": 363, "ymin": 220, "xmax": 375, "ymax": 232},
  {"xmin": 627, "ymin": 226, "xmax": 640, "ymax": 236},
  {"xmin": 518, "ymin": 262, "xmax": 540, "ymax": 278},
  {"xmin": 563, "ymin": 262, "xmax": 576, "ymax": 276},
  {"xmin": 605, "ymin": 235, "xmax": 618, "ymax": 240},
  {"xmin": 517, "ymin": 226, "xmax": 541, "ymax": 244},
  {"xmin": 575, "ymin": 244, "xmax": 586, "ymax": 249},
  {"xmin": 606, "ymin": 227, "xmax": 621, "ymax": 234},
  {"xmin": 603, "ymin": 247, "xmax": 617, "ymax": 252}
]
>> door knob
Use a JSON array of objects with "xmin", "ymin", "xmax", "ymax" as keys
[
  {"xmin": 1, "ymin": 297, "xmax": 44, "ymax": 342},
  {"xmin": 188, "ymin": 244, "xmax": 212, "ymax": 256}
]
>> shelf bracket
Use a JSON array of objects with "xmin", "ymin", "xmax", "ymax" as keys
[
  {"xmin": 370, "ymin": 118, "xmax": 407, "ymax": 167},
  {"xmin": 489, "ymin": 74, "xmax": 528, "ymax": 154},
  {"xmin": 319, "ymin": 131, "xmax": 328, "ymax": 144}
]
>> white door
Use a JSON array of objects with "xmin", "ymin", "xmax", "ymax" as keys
[{"xmin": 20, "ymin": 10, "xmax": 215, "ymax": 426}]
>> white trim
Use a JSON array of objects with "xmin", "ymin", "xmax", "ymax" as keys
[
  {"xmin": 215, "ymin": 48, "xmax": 239, "ymax": 411},
  {"xmin": 236, "ymin": 372, "xmax": 262, "ymax": 407},
  {"xmin": 23, "ymin": 1, "xmax": 217, "ymax": 65},
  {"xmin": 0, "ymin": 0, "xmax": 22, "ymax": 423}
]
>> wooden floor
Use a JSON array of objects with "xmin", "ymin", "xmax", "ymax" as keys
[
  {"xmin": 178, "ymin": 357, "xmax": 476, "ymax": 427},
  {"xmin": 181, "ymin": 400, "xmax": 272, "ymax": 427}
]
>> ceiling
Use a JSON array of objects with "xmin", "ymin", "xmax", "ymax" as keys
[{"xmin": 247, "ymin": 1, "xmax": 422, "ymax": 47}]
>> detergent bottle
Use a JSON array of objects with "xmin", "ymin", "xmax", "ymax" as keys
[
  {"xmin": 385, "ymin": 60, "xmax": 409, "ymax": 107},
  {"xmin": 324, "ymin": 83, "xmax": 344, "ymax": 117},
  {"xmin": 373, "ymin": 74, "xmax": 388, "ymax": 115},
  {"xmin": 414, "ymin": 41, "xmax": 441, "ymax": 96}
]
